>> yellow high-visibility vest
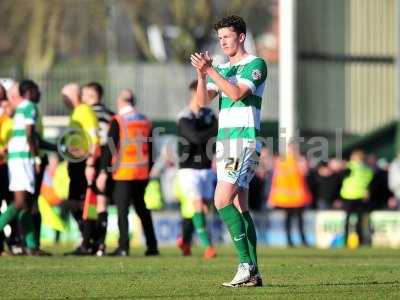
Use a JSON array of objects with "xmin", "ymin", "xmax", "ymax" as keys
[{"xmin": 340, "ymin": 161, "xmax": 373, "ymax": 200}]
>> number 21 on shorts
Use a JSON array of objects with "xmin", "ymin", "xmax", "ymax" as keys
[{"xmin": 225, "ymin": 157, "xmax": 240, "ymax": 171}]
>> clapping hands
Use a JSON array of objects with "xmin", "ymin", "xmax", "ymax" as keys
[{"xmin": 190, "ymin": 51, "xmax": 213, "ymax": 74}]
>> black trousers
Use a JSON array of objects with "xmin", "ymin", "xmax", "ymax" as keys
[
  {"xmin": 284, "ymin": 208, "xmax": 308, "ymax": 247},
  {"xmin": 182, "ymin": 218, "xmax": 194, "ymax": 244},
  {"xmin": 31, "ymin": 155, "xmax": 49, "ymax": 247},
  {"xmin": 342, "ymin": 199, "xmax": 365, "ymax": 245},
  {"xmin": 68, "ymin": 160, "xmax": 88, "ymax": 202},
  {"xmin": 67, "ymin": 161, "xmax": 88, "ymax": 241},
  {"xmin": 0, "ymin": 163, "xmax": 20, "ymax": 251},
  {"xmin": 113, "ymin": 180, "xmax": 158, "ymax": 251},
  {"xmin": 0, "ymin": 163, "xmax": 12, "ymax": 202}
]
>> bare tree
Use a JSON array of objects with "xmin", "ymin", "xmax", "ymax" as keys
[
  {"xmin": 0, "ymin": 0, "xmax": 273, "ymax": 67},
  {"xmin": 25, "ymin": 0, "xmax": 62, "ymax": 74}
]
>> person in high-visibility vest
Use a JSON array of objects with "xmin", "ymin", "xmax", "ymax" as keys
[
  {"xmin": 173, "ymin": 175, "xmax": 195, "ymax": 255},
  {"xmin": 38, "ymin": 155, "xmax": 67, "ymax": 235},
  {"xmin": 61, "ymin": 83, "xmax": 100, "ymax": 256},
  {"xmin": 0, "ymin": 83, "xmax": 15, "ymax": 256},
  {"xmin": 268, "ymin": 146, "xmax": 312, "ymax": 247},
  {"xmin": 340, "ymin": 150, "xmax": 373, "ymax": 247},
  {"xmin": 97, "ymin": 89, "xmax": 158, "ymax": 257}
]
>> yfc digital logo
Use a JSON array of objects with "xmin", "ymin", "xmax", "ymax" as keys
[{"xmin": 57, "ymin": 127, "xmax": 93, "ymax": 163}]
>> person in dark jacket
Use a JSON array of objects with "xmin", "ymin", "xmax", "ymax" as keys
[
  {"xmin": 176, "ymin": 80, "xmax": 218, "ymax": 258},
  {"xmin": 367, "ymin": 156, "xmax": 393, "ymax": 210},
  {"xmin": 311, "ymin": 161, "xmax": 342, "ymax": 210}
]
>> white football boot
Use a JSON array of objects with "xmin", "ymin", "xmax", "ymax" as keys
[{"xmin": 222, "ymin": 263, "xmax": 254, "ymax": 287}]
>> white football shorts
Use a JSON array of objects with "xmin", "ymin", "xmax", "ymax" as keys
[
  {"xmin": 8, "ymin": 159, "xmax": 35, "ymax": 194},
  {"xmin": 216, "ymin": 146, "xmax": 260, "ymax": 189},
  {"xmin": 176, "ymin": 168, "xmax": 216, "ymax": 201}
]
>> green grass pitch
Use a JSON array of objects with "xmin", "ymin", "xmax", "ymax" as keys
[{"xmin": 0, "ymin": 246, "xmax": 399, "ymax": 299}]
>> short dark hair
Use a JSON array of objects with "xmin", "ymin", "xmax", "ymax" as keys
[
  {"xmin": 0, "ymin": 84, "xmax": 6, "ymax": 101},
  {"xmin": 188, "ymin": 80, "xmax": 197, "ymax": 91},
  {"xmin": 126, "ymin": 94, "xmax": 135, "ymax": 106},
  {"xmin": 214, "ymin": 15, "xmax": 246, "ymax": 36},
  {"xmin": 84, "ymin": 82, "xmax": 103, "ymax": 99},
  {"xmin": 19, "ymin": 80, "xmax": 39, "ymax": 97},
  {"xmin": 121, "ymin": 89, "xmax": 136, "ymax": 106}
]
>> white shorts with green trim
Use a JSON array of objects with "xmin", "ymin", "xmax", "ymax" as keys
[
  {"xmin": 8, "ymin": 159, "xmax": 35, "ymax": 194},
  {"xmin": 215, "ymin": 143, "xmax": 260, "ymax": 189}
]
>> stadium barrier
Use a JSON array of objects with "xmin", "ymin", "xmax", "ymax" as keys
[{"xmin": 38, "ymin": 209, "xmax": 400, "ymax": 249}]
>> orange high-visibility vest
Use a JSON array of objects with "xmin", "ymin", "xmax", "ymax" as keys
[
  {"xmin": 112, "ymin": 111, "xmax": 152, "ymax": 181},
  {"xmin": 268, "ymin": 151, "xmax": 312, "ymax": 208},
  {"xmin": 40, "ymin": 166, "xmax": 62, "ymax": 206}
]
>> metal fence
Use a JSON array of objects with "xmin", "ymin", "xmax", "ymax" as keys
[{"xmin": 298, "ymin": 0, "xmax": 397, "ymax": 135}]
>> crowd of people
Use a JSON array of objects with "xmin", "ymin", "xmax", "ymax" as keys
[
  {"xmin": 155, "ymin": 138, "xmax": 399, "ymax": 249},
  {"xmin": 0, "ymin": 79, "xmax": 160, "ymax": 257},
  {"xmin": 250, "ymin": 149, "xmax": 397, "ymax": 211},
  {"xmin": 255, "ymin": 148, "xmax": 398, "ymax": 247},
  {"xmin": 0, "ymin": 13, "xmax": 397, "ymax": 292},
  {"xmin": 4, "ymin": 12, "xmax": 399, "ymax": 290},
  {"xmin": 0, "ymin": 77, "xmax": 399, "ymax": 258}
]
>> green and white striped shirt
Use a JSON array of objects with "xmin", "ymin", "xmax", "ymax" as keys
[
  {"xmin": 207, "ymin": 55, "xmax": 268, "ymax": 151},
  {"xmin": 8, "ymin": 100, "xmax": 37, "ymax": 161}
]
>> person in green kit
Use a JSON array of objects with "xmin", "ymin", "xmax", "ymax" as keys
[
  {"xmin": 191, "ymin": 15, "xmax": 267, "ymax": 287},
  {"xmin": 0, "ymin": 82, "xmax": 41, "ymax": 255},
  {"xmin": 0, "ymin": 83, "xmax": 15, "ymax": 255},
  {"xmin": 21, "ymin": 80, "xmax": 57, "ymax": 255}
]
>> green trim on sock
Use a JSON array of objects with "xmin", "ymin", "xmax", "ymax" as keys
[
  {"xmin": 0, "ymin": 204, "xmax": 18, "ymax": 231},
  {"xmin": 218, "ymin": 204, "xmax": 251, "ymax": 264},
  {"xmin": 19, "ymin": 210, "xmax": 38, "ymax": 249},
  {"xmin": 192, "ymin": 212, "xmax": 211, "ymax": 248},
  {"xmin": 242, "ymin": 211, "xmax": 258, "ymax": 272}
]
